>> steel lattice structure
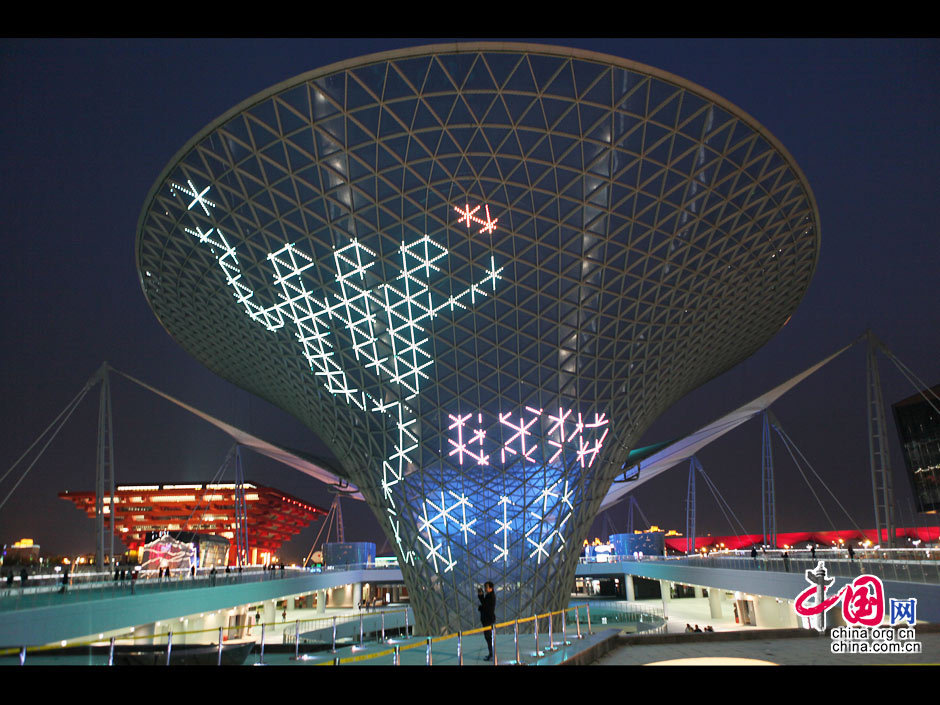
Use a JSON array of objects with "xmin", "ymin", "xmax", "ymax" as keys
[{"xmin": 136, "ymin": 43, "xmax": 820, "ymax": 634}]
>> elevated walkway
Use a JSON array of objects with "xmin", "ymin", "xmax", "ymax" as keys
[
  {"xmin": 579, "ymin": 551, "xmax": 940, "ymax": 623},
  {"xmin": 0, "ymin": 566, "xmax": 402, "ymax": 646}
]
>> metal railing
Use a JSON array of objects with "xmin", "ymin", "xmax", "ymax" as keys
[
  {"xmin": 0, "ymin": 602, "xmax": 612, "ymax": 666},
  {"xmin": 282, "ymin": 607, "xmax": 412, "ymax": 649},
  {"xmin": 578, "ymin": 548, "xmax": 940, "ymax": 585},
  {"xmin": 317, "ymin": 603, "xmax": 596, "ymax": 666},
  {"xmin": 569, "ymin": 599, "xmax": 666, "ymax": 635},
  {"xmin": 0, "ymin": 565, "xmax": 306, "ymax": 612}
]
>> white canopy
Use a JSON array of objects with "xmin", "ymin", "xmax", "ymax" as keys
[
  {"xmin": 114, "ymin": 369, "xmax": 364, "ymax": 500},
  {"xmin": 599, "ymin": 341, "xmax": 856, "ymax": 511}
]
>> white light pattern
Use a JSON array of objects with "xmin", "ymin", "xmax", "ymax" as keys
[
  {"xmin": 493, "ymin": 495, "xmax": 514, "ymax": 564},
  {"xmin": 171, "ymin": 179, "xmax": 217, "ymax": 215},
  {"xmin": 523, "ymin": 479, "xmax": 575, "ymax": 564},
  {"xmin": 177, "ymin": 182, "xmax": 601, "ymax": 575},
  {"xmin": 447, "ymin": 413, "xmax": 489, "ymax": 466},
  {"xmin": 417, "ymin": 490, "xmax": 478, "ymax": 546}
]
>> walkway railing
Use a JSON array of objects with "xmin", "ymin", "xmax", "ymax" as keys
[
  {"xmin": 570, "ymin": 599, "xmax": 666, "ymax": 635},
  {"xmin": 313, "ymin": 603, "xmax": 596, "ymax": 666},
  {"xmin": 1, "ymin": 601, "xmax": 653, "ymax": 665},
  {"xmin": 578, "ymin": 548, "xmax": 940, "ymax": 585},
  {"xmin": 0, "ymin": 566, "xmax": 307, "ymax": 612},
  {"xmin": 282, "ymin": 607, "xmax": 412, "ymax": 648}
]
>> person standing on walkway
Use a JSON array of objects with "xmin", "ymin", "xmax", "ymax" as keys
[{"xmin": 478, "ymin": 581, "xmax": 496, "ymax": 661}]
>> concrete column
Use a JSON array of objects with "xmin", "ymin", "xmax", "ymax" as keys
[
  {"xmin": 137, "ymin": 621, "xmax": 157, "ymax": 646},
  {"xmin": 625, "ymin": 574, "xmax": 635, "ymax": 602},
  {"xmin": 659, "ymin": 580, "xmax": 672, "ymax": 601},
  {"xmin": 151, "ymin": 620, "xmax": 169, "ymax": 646},
  {"xmin": 753, "ymin": 595, "xmax": 793, "ymax": 628},
  {"xmin": 263, "ymin": 599, "xmax": 276, "ymax": 626},
  {"xmin": 186, "ymin": 615, "xmax": 206, "ymax": 645},
  {"xmin": 317, "ymin": 589, "xmax": 327, "ymax": 615},
  {"xmin": 352, "ymin": 582, "xmax": 362, "ymax": 608},
  {"xmin": 708, "ymin": 588, "xmax": 723, "ymax": 619},
  {"xmin": 694, "ymin": 586, "xmax": 704, "ymax": 598}
]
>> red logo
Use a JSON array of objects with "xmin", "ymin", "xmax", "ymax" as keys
[{"xmin": 794, "ymin": 561, "xmax": 885, "ymax": 630}]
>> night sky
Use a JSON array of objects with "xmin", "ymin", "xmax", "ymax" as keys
[{"xmin": 1, "ymin": 38, "xmax": 937, "ymax": 563}]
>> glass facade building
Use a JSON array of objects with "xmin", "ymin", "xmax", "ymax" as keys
[
  {"xmin": 136, "ymin": 44, "xmax": 819, "ymax": 633},
  {"xmin": 893, "ymin": 384, "xmax": 940, "ymax": 514}
]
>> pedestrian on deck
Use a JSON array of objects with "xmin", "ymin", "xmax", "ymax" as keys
[{"xmin": 478, "ymin": 581, "xmax": 496, "ymax": 661}]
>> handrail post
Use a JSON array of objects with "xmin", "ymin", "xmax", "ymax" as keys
[
  {"xmin": 165, "ymin": 631, "xmax": 172, "ymax": 666},
  {"xmin": 534, "ymin": 613, "xmax": 540, "ymax": 657},
  {"xmin": 394, "ymin": 645, "xmax": 400, "ymax": 665},
  {"xmin": 405, "ymin": 609, "xmax": 410, "ymax": 637},
  {"xmin": 587, "ymin": 603, "xmax": 593, "ymax": 635},
  {"xmin": 562, "ymin": 608, "xmax": 568, "ymax": 644},
  {"xmin": 19, "ymin": 646, "xmax": 25, "ymax": 666},
  {"xmin": 548, "ymin": 611, "xmax": 554, "ymax": 651},
  {"xmin": 217, "ymin": 627, "xmax": 224, "ymax": 666},
  {"xmin": 514, "ymin": 620, "xmax": 520, "ymax": 664},
  {"xmin": 576, "ymin": 606, "xmax": 583, "ymax": 639},
  {"xmin": 108, "ymin": 637, "xmax": 115, "ymax": 666},
  {"xmin": 294, "ymin": 620, "xmax": 300, "ymax": 659},
  {"xmin": 331, "ymin": 616, "xmax": 337, "ymax": 653},
  {"xmin": 359, "ymin": 612, "xmax": 364, "ymax": 646},
  {"xmin": 259, "ymin": 623, "xmax": 266, "ymax": 665},
  {"xmin": 333, "ymin": 656, "xmax": 340, "ymax": 666},
  {"xmin": 457, "ymin": 631, "xmax": 462, "ymax": 666},
  {"xmin": 382, "ymin": 611, "xmax": 386, "ymax": 643},
  {"xmin": 491, "ymin": 624, "xmax": 497, "ymax": 666},
  {"xmin": 426, "ymin": 636, "xmax": 432, "ymax": 666}
]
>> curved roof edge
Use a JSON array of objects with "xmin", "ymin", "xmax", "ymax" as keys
[{"xmin": 135, "ymin": 41, "xmax": 820, "ymax": 282}]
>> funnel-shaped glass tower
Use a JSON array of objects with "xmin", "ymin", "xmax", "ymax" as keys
[{"xmin": 137, "ymin": 44, "xmax": 819, "ymax": 634}]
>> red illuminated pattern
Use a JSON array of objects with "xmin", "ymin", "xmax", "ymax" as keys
[{"xmin": 454, "ymin": 203, "xmax": 498, "ymax": 234}]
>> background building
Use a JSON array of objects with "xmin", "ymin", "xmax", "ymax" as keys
[
  {"xmin": 893, "ymin": 384, "xmax": 940, "ymax": 514},
  {"xmin": 60, "ymin": 482, "xmax": 325, "ymax": 564},
  {"xmin": 136, "ymin": 43, "xmax": 820, "ymax": 632}
]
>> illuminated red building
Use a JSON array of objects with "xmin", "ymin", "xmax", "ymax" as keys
[
  {"xmin": 60, "ymin": 482, "xmax": 326, "ymax": 565},
  {"xmin": 663, "ymin": 527, "xmax": 940, "ymax": 553}
]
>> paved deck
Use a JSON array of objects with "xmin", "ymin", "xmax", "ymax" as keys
[{"xmin": 595, "ymin": 629, "xmax": 940, "ymax": 665}]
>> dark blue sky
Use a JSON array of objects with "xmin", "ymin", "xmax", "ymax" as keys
[{"xmin": 1, "ymin": 39, "xmax": 937, "ymax": 561}]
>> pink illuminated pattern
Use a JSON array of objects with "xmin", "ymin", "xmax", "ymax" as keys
[
  {"xmin": 499, "ymin": 409, "xmax": 541, "ymax": 464},
  {"xmin": 446, "ymin": 407, "xmax": 609, "ymax": 468},
  {"xmin": 454, "ymin": 202, "xmax": 499, "ymax": 234}
]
